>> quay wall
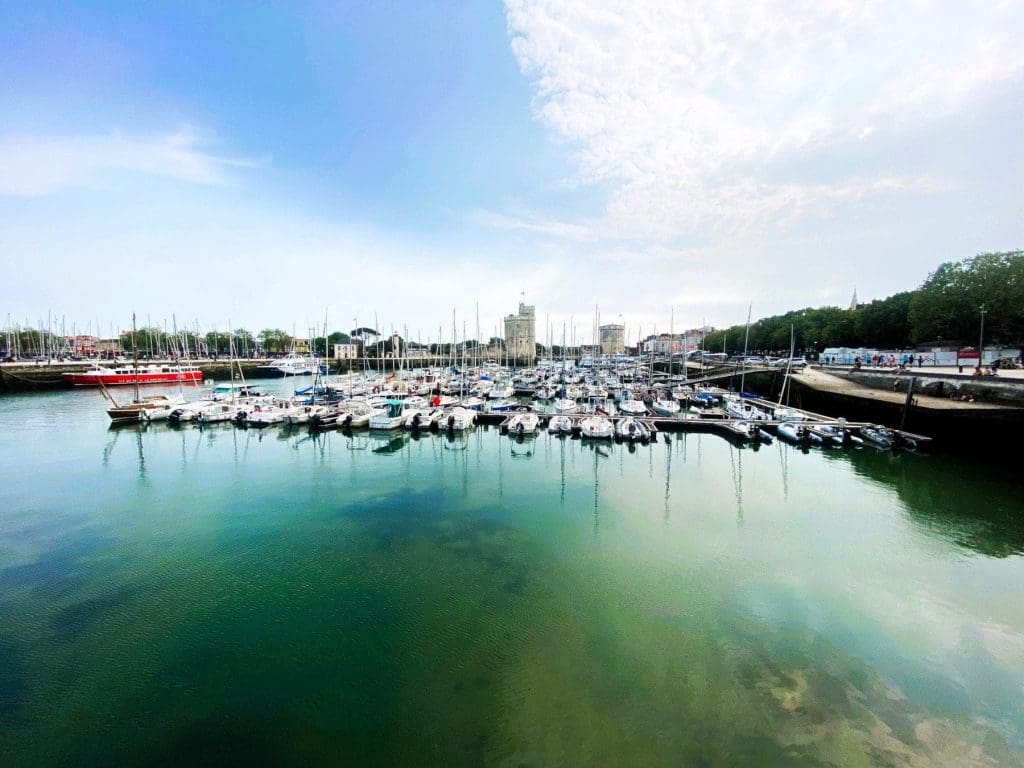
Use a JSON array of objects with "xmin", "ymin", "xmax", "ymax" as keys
[{"xmin": 761, "ymin": 370, "xmax": 1024, "ymax": 449}]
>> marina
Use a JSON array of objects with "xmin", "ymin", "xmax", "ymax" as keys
[{"xmin": 0, "ymin": 376, "xmax": 1022, "ymax": 765}]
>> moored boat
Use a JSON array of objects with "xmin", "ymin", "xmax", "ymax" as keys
[
  {"xmin": 506, "ymin": 411, "xmax": 540, "ymax": 436},
  {"xmin": 65, "ymin": 363, "xmax": 203, "ymax": 387},
  {"xmin": 615, "ymin": 416, "xmax": 650, "ymax": 442},
  {"xmin": 579, "ymin": 414, "xmax": 614, "ymax": 440}
]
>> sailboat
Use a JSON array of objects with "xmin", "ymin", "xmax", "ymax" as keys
[{"xmin": 102, "ymin": 314, "xmax": 187, "ymax": 423}]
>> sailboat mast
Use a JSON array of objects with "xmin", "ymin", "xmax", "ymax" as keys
[
  {"xmin": 131, "ymin": 312, "xmax": 139, "ymax": 403},
  {"xmin": 739, "ymin": 304, "xmax": 752, "ymax": 394}
]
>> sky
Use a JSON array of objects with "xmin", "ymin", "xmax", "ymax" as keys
[{"xmin": 1, "ymin": 0, "xmax": 1021, "ymax": 344}]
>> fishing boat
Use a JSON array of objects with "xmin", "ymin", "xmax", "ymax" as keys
[{"xmin": 65, "ymin": 362, "xmax": 203, "ymax": 386}]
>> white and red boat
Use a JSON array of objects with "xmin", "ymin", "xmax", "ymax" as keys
[{"xmin": 63, "ymin": 362, "xmax": 204, "ymax": 387}]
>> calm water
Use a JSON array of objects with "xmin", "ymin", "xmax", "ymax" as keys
[{"xmin": 1, "ymin": 383, "xmax": 1023, "ymax": 766}]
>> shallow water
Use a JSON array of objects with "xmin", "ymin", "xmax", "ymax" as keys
[{"xmin": 1, "ymin": 383, "xmax": 1022, "ymax": 766}]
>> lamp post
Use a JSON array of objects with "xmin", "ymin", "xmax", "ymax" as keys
[{"xmin": 978, "ymin": 305, "xmax": 987, "ymax": 370}]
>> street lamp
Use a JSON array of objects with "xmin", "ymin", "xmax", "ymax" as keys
[{"xmin": 978, "ymin": 305, "xmax": 987, "ymax": 370}]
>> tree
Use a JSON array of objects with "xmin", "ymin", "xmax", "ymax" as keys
[
  {"xmin": 259, "ymin": 329, "xmax": 291, "ymax": 355},
  {"xmin": 909, "ymin": 252, "xmax": 1024, "ymax": 344}
]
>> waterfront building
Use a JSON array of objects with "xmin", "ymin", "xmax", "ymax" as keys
[
  {"xmin": 599, "ymin": 324, "xmax": 625, "ymax": 355},
  {"xmin": 503, "ymin": 302, "xmax": 536, "ymax": 364},
  {"xmin": 332, "ymin": 343, "xmax": 359, "ymax": 360}
]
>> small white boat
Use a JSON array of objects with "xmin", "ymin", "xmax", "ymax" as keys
[
  {"xmin": 547, "ymin": 414, "xmax": 573, "ymax": 435},
  {"xmin": 725, "ymin": 397, "xmax": 767, "ymax": 420},
  {"xmin": 553, "ymin": 398, "xmax": 579, "ymax": 414},
  {"xmin": 650, "ymin": 397, "xmax": 680, "ymax": 417},
  {"xmin": 615, "ymin": 416, "xmax": 650, "ymax": 442},
  {"xmin": 617, "ymin": 393, "xmax": 647, "ymax": 415},
  {"xmin": 507, "ymin": 411, "xmax": 540, "ymax": 436},
  {"xmin": 579, "ymin": 414, "xmax": 614, "ymax": 440},
  {"xmin": 369, "ymin": 401, "xmax": 406, "ymax": 430},
  {"xmin": 403, "ymin": 408, "xmax": 441, "ymax": 430},
  {"xmin": 442, "ymin": 407, "xmax": 476, "ymax": 431},
  {"xmin": 334, "ymin": 401, "xmax": 381, "ymax": 429}
]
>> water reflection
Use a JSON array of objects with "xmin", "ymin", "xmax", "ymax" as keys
[{"xmin": 838, "ymin": 448, "xmax": 1024, "ymax": 557}]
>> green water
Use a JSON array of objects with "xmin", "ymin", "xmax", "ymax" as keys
[{"xmin": 1, "ymin": 385, "xmax": 1022, "ymax": 766}]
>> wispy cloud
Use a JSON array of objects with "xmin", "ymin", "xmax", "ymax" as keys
[
  {"xmin": 504, "ymin": 0, "xmax": 1023, "ymax": 241},
  {"xmin": 470, "ymin": 209, "xmax": 600, "ymax": 242},
  {"xmin": 0, "ymin": 127, "xmax": 258, "ymax": 196}
]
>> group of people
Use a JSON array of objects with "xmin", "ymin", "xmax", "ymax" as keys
[{"xmin": 846, "ymin": 354, "xmax": 926, "ymax": 370}]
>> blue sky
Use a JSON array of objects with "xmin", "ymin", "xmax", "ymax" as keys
[{"xmin": 1, "ymin": 1, "xmax": 1021, "ymax": 343}]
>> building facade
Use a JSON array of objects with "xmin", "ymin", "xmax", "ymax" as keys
[
  {"xmin": 503, "ymin": 302, "xmax": 536, "ymax": 364},
  {"xmin": 599, "ymin": 324, "xmax": 625, "ymax": 355},
  {"xmin": 332, "ymin": 343, "xmax": 359, "ymax": 360}
]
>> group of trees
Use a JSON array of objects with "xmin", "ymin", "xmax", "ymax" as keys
[{"xmin": 702, "ymin": 251, "xmax": 1022, "ymax": 355}]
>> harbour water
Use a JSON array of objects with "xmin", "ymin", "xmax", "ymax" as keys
[{"xmin": 1, "ymin": 383, "xmax": 1023, "ymax": 766}]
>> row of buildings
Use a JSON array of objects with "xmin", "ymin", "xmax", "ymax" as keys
[{"xmin": 500, "ymin": 302, "xmax": 714, "ymax": 362}]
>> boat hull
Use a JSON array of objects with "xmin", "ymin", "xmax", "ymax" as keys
[{"xmin": 64, "ymin": 370, "xmax": 203, "ymax": 386}]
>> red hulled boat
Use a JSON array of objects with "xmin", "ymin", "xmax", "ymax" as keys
[{"xmin": 63, "ymin": 363, "xmax": 204, "ymax": 387}]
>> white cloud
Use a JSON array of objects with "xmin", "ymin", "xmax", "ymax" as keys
[
  {"xmin": 0, "ymin": 127, "xmax": 257, "ymax": 196},
  {"xmin": 504, "ymin": 0, "xmax": 1024, "ymax": 241}
]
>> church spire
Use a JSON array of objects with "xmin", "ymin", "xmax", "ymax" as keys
[{"xmin": 849, "ymin": 288, "xmax": 858, "ymax": 310}]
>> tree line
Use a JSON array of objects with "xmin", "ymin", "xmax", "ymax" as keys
[{"xmin": 701, "ymin": 251, "xmax": 1022, "ymax": 355}]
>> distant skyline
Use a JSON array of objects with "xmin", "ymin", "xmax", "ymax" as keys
[{"xmin": 2, "ymin": 1, "xmax": 1021, "ymax": 345}]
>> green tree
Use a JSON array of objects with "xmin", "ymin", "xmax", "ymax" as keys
[{"xmin": 259, "ymin": 329, "xmax": 291, "ymax": 355}]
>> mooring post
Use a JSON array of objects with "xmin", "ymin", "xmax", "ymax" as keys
[{"xmin": 899, "ymin": 377, "xmax": 916, "ymax": 430}]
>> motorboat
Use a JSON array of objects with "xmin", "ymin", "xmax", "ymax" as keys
[
  {"xmin": 579, "ymin": 414, "xmax": 614, "ymax": 440},
  {"xmin": 547, "ymin": 414, "xmax": 573, "ymax": 435},
  {"xmin": 506, "ymin": 411, "xmax": 540, "ymax": 436},
  {"xmin": 258, "ymin": 353, "xmax": 326, "ymax": 377},
  {"xmin": 776, "ymin": 421, "xmax": 823, "ymax": 446},
  {"xmin": 725, "ymin": 396, "xmax": 767, "ymax": 420},
  {"xmin": 650, "ymin": 397, "xmax": 681, "ymax": 417},
  {"xmin": 730, "ymin": 420, "xmax": 772, "ymax": 444},
  {"xmin": 553, "ymin": 398, "xmax": 579, "ymax": 414},
  {"xmin": 442, "ymin": 407, "xmax": 476, "ymax": 432},
  {"xmin": 859, "ymin": 425, "xmax": 915, "ymax": 449},
  {"xmin": 369, "ymin": 401, "xmax": 406, "ymax": 430},
  {"xmin": 617, "ymin": 392, "xmax": 647, "ymax": 415},
  {"xmin": 811, "ymin": 424, "xmax": 863, "ymax": 447},
  {"xmin": 487, "ymin": 399, "xmax": 519, "ymax": 413},
  {"xmin": 615, "ymin": 416, "xmax": 650, "ymax": 442}
]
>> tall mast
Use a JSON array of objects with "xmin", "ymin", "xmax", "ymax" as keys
[{"xmin": 739, "ymin": 304, "xmax": 752, "ymax": 394}]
